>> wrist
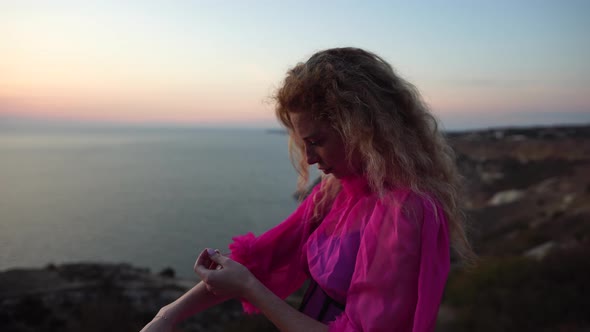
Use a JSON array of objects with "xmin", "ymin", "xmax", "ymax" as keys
[
  {"xmin": 242, "ymin": 274, "xmax": 264, "ymax": 301},
  {"xmin": 157, "ymin": 304, "xmax": 179, "ymax": 325},
  {"xmin": 155, "ymin": 313, "xmax": 170, "ymax": 321}
]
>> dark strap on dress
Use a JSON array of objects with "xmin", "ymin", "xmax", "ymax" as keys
[{"xmin": 299, "ymin": 278, "xmax": 345, "ymax": 323}]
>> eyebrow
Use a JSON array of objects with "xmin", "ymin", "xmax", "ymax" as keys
[{"xmin": 301, "ymin": 132, "xmax": 320, "ymax": 141}]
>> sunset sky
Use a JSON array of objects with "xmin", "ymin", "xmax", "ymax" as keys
[{"xmin": 1, "ymin": 0, "xmax": 589, "ymax": 129}]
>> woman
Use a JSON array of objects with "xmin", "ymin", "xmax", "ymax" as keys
[{"xmin": 140, "ymin": 47, "xmax": 473, "ymax": 332}]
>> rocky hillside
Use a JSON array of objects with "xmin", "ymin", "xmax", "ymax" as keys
[
  {"xmin": 440, "ymin": 125, "xmax": 590, "ymax": 331},
  {"xmin": 0, "ymin": 263, "xmax": 280, "ymax": 332},
  {"xmin": 449, "ymin": 125, "xmax": 590, "ymax": 258}
]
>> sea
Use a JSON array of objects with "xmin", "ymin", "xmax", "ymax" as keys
[{"xmin": 0, "ymin": 125, "xmax": 307, "ymax": 279}]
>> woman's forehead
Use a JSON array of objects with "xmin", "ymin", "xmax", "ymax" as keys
[{"xmin": 289, "ymin": 112, "xmax": 330, "ymax": 138}]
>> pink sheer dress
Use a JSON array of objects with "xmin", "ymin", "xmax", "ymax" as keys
[{"xmin": 229, "ymin": 176, "xmax": 450, "ymax": 332}]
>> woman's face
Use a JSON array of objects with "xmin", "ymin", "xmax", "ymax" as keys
[{"xmin": 290, "ymin": 112, "xmax": 360, "ymax": 179}]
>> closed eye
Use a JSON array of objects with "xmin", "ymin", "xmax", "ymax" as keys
[{"xmin": 306, "ymin": 137, "xmax": 322, "ymax": 147}]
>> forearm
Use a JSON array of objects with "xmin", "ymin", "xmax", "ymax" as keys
[
  {"xmin": 244, "ymin": 279, "xmax": 329, "ymax": 332},
  {"xmin": 159, "ymin": 281, "xmax": 230, "ymax": 324}
]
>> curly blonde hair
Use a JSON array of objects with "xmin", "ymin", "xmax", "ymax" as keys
[{"xmin": 274, "ymin": 47, "xmax": 474, "ymax": 262}]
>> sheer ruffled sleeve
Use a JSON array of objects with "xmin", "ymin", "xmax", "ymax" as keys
[
  {"xmin": 330, "ymin": 191, "xmax": 450, "ymax": 332},
  {"xmin": 229, "ymin": 185, "xmax": 321, "ymax": 313}
]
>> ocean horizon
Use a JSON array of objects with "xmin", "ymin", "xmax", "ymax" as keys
[
  {"xmin": 2, "ymin": 119, "xmax": 588, "ymax": 279},
  {"xmin": 0, "ymin": 126, "xmax": 305, "ymax": 279}
]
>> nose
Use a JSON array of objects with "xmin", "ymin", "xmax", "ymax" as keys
[{"xmin": 305, "ymin": 147, "xmax": 319, "ymax": 165}]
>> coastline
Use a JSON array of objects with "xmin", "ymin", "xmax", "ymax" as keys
[{"xmin": 2, "ymin": 123, "xmax": 589, "ymax": 331}]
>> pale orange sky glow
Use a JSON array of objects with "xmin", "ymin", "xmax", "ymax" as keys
[{"xmin": 1, "ymin": 1, "xmax": 589, "ymax": 129}]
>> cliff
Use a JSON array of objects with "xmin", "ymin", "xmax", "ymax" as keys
[
  {"xmin": 0, "ymin": 263, "xmax": 283, "ymax": 332},
  {"xmin": 439, "ymin": 124, "xmax": 590, "ymax": 331}
]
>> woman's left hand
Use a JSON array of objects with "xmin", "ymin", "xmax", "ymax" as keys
[{"xmin": 194, "ymin": 249, "xmax": 256, "ymax": 299}]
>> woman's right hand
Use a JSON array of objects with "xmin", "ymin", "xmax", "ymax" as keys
[{"xmin": 139, "ymin": 315, "xmax": 174, "ymax": 332}]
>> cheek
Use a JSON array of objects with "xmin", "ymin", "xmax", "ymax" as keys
[
  {"xmin": 336, "ymin": 150, "xmax": 349, "ymax": 164},
  {"xmin": 326, "ymin": 145, "xmax": 348, "ymax": 165}
]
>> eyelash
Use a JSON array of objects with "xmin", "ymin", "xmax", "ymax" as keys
[{"xmin": 308, "ymin": 139, "xmax": 321, "ymax": 146}]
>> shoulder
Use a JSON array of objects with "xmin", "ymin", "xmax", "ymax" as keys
[
  {"xmin": 355, "ymin": 187, "xmax": 421, "ymax": 212},
  {"xmin": 355, "ymin": 188, "xmax": 443, "ymax": 228}
]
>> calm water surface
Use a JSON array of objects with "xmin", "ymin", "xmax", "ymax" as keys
[{"xmin": 0, "ymin": 126, "xmax": 301, "ymax": 278}]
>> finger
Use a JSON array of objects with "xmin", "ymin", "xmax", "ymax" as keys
[
  {"xmin": 209, "ymin": 251, "xmax": 230, "ymax": 265},
  {"xmin": 194, "ymin": 263, "xmax": 212, "ymax": 279},
  {"xmin": 195, "ymin": 249, "xmax": 209, "ymax": 266}
]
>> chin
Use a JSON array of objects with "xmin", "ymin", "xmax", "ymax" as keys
[{"xmin": 330, "ymin": 172, "xmax": 343, "ymax": 179}]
